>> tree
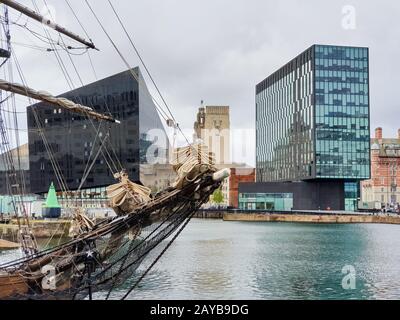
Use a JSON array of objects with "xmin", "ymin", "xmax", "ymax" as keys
[{"xmin": 212, "ymin": 188, "xmax": 224, "ymax": 205}]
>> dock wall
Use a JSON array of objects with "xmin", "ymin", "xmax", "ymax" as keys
[
  {"xmin": 0, "ymin": 220, "xmax": 71, "ymax": 242},
  {"xmin": 223, "ymin": 213, "xmax": 400, "ymax": 225}
]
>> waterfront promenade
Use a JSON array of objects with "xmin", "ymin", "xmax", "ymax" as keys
[
  {"xmin": 195, "ymin": 209, "xmax": 400, "ymax": 225},
  {"xmin": 2, "ymin": 210, "xmax": 399, "ymax": 249},
  {"xmin": 223, "ymin": 213, "xmax": 400, "ymax": 224}
]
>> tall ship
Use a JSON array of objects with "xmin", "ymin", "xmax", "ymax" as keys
[{"xmin": 0, "ymin": 0, "xmax": 229, "ymax": 299}]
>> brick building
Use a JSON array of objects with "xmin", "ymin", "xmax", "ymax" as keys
[
  {"xmin": 361, "ymin": 127, "xmax": 400, "ymax": 208},
  {"xmin": 228, "ymin": 168, "xmax": 255, "ymax": 208}
]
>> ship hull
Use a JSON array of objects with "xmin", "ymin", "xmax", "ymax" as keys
[{"xmin": 0, "ymin": 272, "xmax": 30, "ymax": 299}]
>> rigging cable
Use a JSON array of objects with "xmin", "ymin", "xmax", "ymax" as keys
[
  {"xmin": 107, "ymin": 0, "xmax": 194, "ymax": 148},
  {"xmin": 87, "ymin": 0, "xmax": 203, "ymax": 162},
  {"xmin": 11, "ymin": 47, "xmax": 70, "ymax": 194},
  {"xmin": 64, "ymin": 0, "xmax": 172, "ymax": 176},
  {"xmin": 121, "ymin": 210, "xmax": 197, "ymax": 300},
  {"xmin": 40, "ymin": 0, "xmax": 124, "ymax": 176},
  {"xmin": 44, "ymin": 0, "xmax": 123, "ymax": 175},
  {"xmin": 0, "ymin": 6, "xmax": 35, "ymax": 248},
  {"xmin": 107, "ymin": 0, "xmax": 178, "ymax": 127},
  {"xmin": 64, "ymin": 0, "xmax": 91, "ymax": 41},
  {"xmin": 63, "ymin": 1, "xmax": 99, "ymax": 80},
  {"xmin": 29, "ymin": 0, "xmax": 121, "ymax": 188},
  {"xmin": 84, "ymin": 0, "xmax": 172, "ymax": 125}
]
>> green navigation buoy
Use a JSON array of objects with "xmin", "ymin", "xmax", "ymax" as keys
[{"xmin": 42, "ymin": 182, "xmax": 61, "ymax": 219}]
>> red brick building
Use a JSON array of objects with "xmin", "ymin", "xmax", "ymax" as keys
[
  {"xmin": 228, "ymin": 168, "xmax": 255, "ymax": 208},
  {"xmin": 361, "ymin": 128, "xmax": 400, "ymax": 208}
]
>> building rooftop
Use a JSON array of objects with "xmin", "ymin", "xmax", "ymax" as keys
[{"xmin": 0, "ymin": 143, "xmax": 29, "ymax": 171}]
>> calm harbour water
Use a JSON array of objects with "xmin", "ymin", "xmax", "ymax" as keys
[{"xmin": 2, "ymin": 219, "xmax": 400, "ymax": 300}]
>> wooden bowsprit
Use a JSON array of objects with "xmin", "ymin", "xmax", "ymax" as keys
[{"xmin": 0, "ymin": 166, "xmax": 230, "ymax": 300}]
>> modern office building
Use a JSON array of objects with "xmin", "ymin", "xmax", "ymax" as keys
[
  {"xmin": 361, "ymin": 128, "xmax": 400, "ymax": 210},
  {"xmin": 27, "ymin": 68, "xmax": 169, "ymax": 196},
  {"xmin": 255, "ymin": 44, "xmax": 370, "ymax": 211}
]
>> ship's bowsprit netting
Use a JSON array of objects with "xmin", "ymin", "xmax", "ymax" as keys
[{"xmin": 0, "ymin": 160, "xmax": 221, "ymax": 300}]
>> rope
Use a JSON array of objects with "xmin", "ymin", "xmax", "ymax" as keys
[
  {"xmin": 120, "ymin": 210, "xmax": 196, "ymax": 300},
  {"xmin": 107, "ymin": 0, "xmax": 173, "ymax": 124},
  {"xmin": 85, "ymin": 0, "xmax": 172, "ymax": 125},
  {"xmin": 98, "ymin": 0, "xmax": 198, "ymax": 151},
  {"xmin": 11, "ymin": 49, "xmax": 70, "ymax": 194},
  {"xmin": 78, "ymin": 132, "xmax": 110, "ymax": 191},
  {"xmin": 39, "ymin": 0, "xmax": 124, "ymax": 174},
  {"xmin": 64, "ymin": 0, "xmax": 92, "ymax": 41}
]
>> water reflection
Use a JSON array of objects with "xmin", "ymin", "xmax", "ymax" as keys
[{"xmin": 2, "ymin": 220, "xmax": 400, "ymax": 300}]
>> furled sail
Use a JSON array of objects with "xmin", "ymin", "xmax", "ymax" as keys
[
  {"xmin": 0, "ymin": 79, "xmax": 120, "ymax": 123},
  {"xmin": 171, "ymin": 144, "xmax": 216, "ymax": 189},
  {"xmin": 107, "ymin": 170, "xmax": 152, "ymax": 215}
]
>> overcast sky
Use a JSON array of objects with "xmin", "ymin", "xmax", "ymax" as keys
[{"xmin": 4, "ymin": 0, "xmax": 400, "ymax": 166}]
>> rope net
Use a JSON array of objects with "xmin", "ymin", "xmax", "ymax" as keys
[{"xmin": 0, "ymin": 146, "xmax": 225, "ymax": 300}]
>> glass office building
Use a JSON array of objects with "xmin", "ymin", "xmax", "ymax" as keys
[
  {"xmin": 256, "ymin": 46, "xmax": 314, "ymax": 182},
  {"xmin": 27, "ymin": 68, "xmax": 168, "ymax": 194},
  {"xmin": 256, "ymin": 45, "xmax": 370, "ymax": 211}
]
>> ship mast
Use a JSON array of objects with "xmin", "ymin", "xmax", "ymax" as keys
[
  {"xmin": 0, "ymin": 1, "xmax": 118, "ymax": 123},
  {"xmin": 0, "ymin": 79, "xmax": 120, "ymax": 123},
  {"xmin": 0, "ymin": 4, "xmax": 38, "ymax": 256},
  {"xmin": 0, "ymin": 0, "xmax": 98, "ymax": 50},
  {"xmin": 0, "ymin": 0, "xmax": 116, "ymax": 257}
]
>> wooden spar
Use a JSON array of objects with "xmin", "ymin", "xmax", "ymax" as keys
[
  {"xmin": 0, "ymin": 79, "xmax": 120, "ymax": 124},
  {"xmin": 0, "ymin": 239, "xmax": 20, "ymax": 250},
  {"xmin": 0, "ymin": 0, "xmax": 98, "ymax": 50}
]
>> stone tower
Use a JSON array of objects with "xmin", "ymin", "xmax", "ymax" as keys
[{"xmin": 194, "ymin": 105, "xmax": 231, "ymax": 165}]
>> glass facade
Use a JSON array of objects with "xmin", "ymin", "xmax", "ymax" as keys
[
  {"xmin": 344, "ymin": 181, "xmax": 359, "ymax": 211},
  {"xmin": 256, "ymin": 45, "xmax": 370, "ymax": 211},
  {"xmin": 315, "ymin": 45, "xmax": 370, "ymax": 179},
  {"xmin": 238, "ymin": 193, "xmax": 293, "ymax": 211},
  {"xmin": 256, "ymin": 45, "xmax": 370, "ymax": 182},
  {"xmin": 27, "ymin": 68, "xmax": 167, "ymax": 194},
  {"xmin": 256, "ymin": 46, "xmax": 314, "ymax": 181}
]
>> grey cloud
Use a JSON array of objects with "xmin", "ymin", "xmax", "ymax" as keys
[{"xmin": 6, "ymin": 0, "xmax": 400, "ymax": 166}]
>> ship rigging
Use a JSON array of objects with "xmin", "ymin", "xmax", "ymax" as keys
[{"xmin": 0, "ymin": 0, "xmax": 229, "ymax": 300}]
